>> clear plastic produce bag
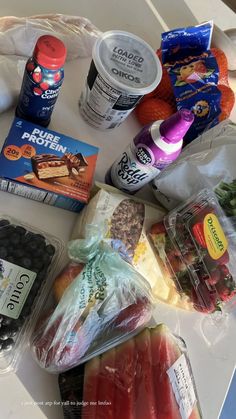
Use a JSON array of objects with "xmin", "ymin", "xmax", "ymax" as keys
[{"xmin": 30, "ymin": 225, "xmax": 153, "ymax": 373}]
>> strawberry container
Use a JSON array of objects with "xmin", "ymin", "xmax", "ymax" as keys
[
  {"xmin": 149, "ymin": 189, "xmax": 236, "ymax": 314},
  {"xmin": 0, "ymin": 215, "xmax": 64, "ymax": 374}
]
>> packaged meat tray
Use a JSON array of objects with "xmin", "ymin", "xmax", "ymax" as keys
[
  {"xmin": 58, "ymin": 324, "xmax": 202, "ymax": 419},
  {"xmin": 71, "ymin": 184, "xmax": 192, "ymax": 310},
  {"xmin": 0, "ymin": 215, "xmax": 63, "ymax": 374},
  {"xmin": 149, "ymin": 189, "xmax": 236, "ymax": 314},
  {"xmin": 30, "ymin": 225, "xmax": 153, "ymax": 373}
]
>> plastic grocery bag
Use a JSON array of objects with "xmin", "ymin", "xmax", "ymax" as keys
[
  {"xmin": 0, "ymin": 14, "xmax": 101, "ymax": 114},
  {"xmin": 0, "ymin": 14, "xmax": 101, "ymax": 59},
  {"xmin": 58, "ymin": 324, "xmax": 202, "ymax": 419},
  {"xmin": 30, "ymin": 225, "xmax": 153, "ymax": 373},
  {"xmin": 152, "ymin": 120, "xmax": 236, "ymax": 213}
]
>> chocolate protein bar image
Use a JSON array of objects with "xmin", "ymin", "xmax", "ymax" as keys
[{"xmin": 31, "ymin": 154, "xmax": 69, "ymax": 180}]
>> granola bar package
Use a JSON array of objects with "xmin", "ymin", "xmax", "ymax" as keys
[{"xmin": 72, "ymin": 184, "xmax": 192, "ymax": 309}]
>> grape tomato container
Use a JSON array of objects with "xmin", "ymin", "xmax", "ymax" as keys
[
  {"xmin": 150, "ymin": 189, "xmax": 236, "ymax": 315},
  {"xmin": 0, "ymin": 215, "xmax": 64, "ymax": 374}
]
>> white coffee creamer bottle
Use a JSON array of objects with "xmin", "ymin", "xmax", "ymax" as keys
[
  {"xmin": 105, "ymin": 109, "xmax": 194, "ymax": 193},
  {"xmin": 79, "ymin": 30, "xmax": 162, "ymax": 130}
]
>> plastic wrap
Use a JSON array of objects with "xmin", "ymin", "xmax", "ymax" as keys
[
  {"xmin": 58, "ymin": 324, "xmax": 202, "ymax": 419},
  {"xmin": 152, "ymin": 120, "xmax": 236, "ymax": 213},
  {"xmin": 30, "ymin": 225, "xmax": 153, "ymax": 373},
  {"xmin": 149, "ymin": 190, "xmax": 236, "ymax": 319},
  {"xmin": 0, "ymin": 215, "xmax": 63, "ymax": 374},
  {"xmin": 71, "ymin": 184, "xmax": 193, "ymax": 310},
  {"xmin": 0, "ymin": 14, "xmax": 101, "ymax": 59},
  {"xmin": 0, "ymin": 14, "xmax": 101, "ymax": 114}
]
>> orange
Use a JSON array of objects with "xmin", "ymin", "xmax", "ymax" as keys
[{"xmin": 135, "ymin": 98, "xmax": 176, "ymax": 126}]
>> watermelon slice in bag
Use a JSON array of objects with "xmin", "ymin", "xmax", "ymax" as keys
[
  {"xmin": 96, "ymin": 348, "xmax": 116, "ymax": 419},
  {"xmin": 59, "ymin": 324, "xmax": 202, "ymax": 419},
  {"xmin": 82, "ymin": 357, "xmax": 100, "ymax": 419}
]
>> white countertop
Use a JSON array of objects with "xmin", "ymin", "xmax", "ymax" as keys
[{"xmin": 0, "ymin": 1, "xmax": 235, "ymax": 419}]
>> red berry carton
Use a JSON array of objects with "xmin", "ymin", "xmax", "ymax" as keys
[{"xmin": 149, "ymin": 189, "xmax": 236, "ymax": 315}]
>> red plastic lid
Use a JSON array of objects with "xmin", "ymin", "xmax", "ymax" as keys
[{"xmin": 33, "ymin": 35, "xmax": 67, "ymax": 70}]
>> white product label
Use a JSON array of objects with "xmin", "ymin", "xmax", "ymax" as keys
[
  {"xmin": 167, "ymin": 354, "xmax": 197, "ymax": 419},
  {"xmin": 8, "ymin": 182, "xmax": 47, "ymax": 201},
  {"xmin": 79, "ymin": 61, "xmax": 142, "ymax": 129},
  {"xmin": 0, "ymin": 179, "xmax": 9, "ymax": 191},
  {"xmin": 110, "ymin": 144, "xmax": 160, "ymax": 192},
  {"xmin": 0, "ymin": 260, "xmax": 37, "ymax": 319}
]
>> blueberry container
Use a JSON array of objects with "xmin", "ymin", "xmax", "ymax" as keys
[
  {"xmin": 149, "ymin": 189, "xmax": 236, "ymax": 315},
  {"xmin": 0, "ymin": 215, "xmax": 64, "ymax": 374}
]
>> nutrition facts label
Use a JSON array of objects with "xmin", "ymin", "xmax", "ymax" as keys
[{"xmin": 79, "ymin": 60, "xmax": 142, "ymax": 129}]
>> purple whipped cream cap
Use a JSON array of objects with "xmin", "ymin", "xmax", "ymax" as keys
[{"xmin": 160, "ymin": 109, "xmax": 194, "ymax": 143}]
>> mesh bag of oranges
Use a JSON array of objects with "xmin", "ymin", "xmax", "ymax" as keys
[{"xmin": 136, "ymin": 22, "xmax": 235, "ymax": 144}]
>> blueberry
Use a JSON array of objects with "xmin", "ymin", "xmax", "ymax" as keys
[
  {"xmin": 1, "ymin": 317, "xmax": 12, "ymax": 327},
  {"xmin": 6, "ymin": 245, "xmax": 14, "ymax": 255},
  {"xmin": 2, "ymin": 338, "xmax": 14, "ymax": 351},
  {"xmin": 46, "ymin": 244, "xmax": 55, "ymax": 256},
  {"xmin": 0, "ymin": 220, "xmax": 10, "ymax": 227},
  {"xmin": 21, "ymin": 233, "xmax": 34, "ymax": 244},
  {"xmin": 0, "ymin": 327, "xmax": 10, "ymax": 340},
  {"xmin": 27, "ymin": 241, "xmax": 38, "ymax": 252},
  {"xmin": 15, "ymin": 226, "xmax": 26, "ymax": 236},
  {"xmin": 34, "ymin": 234, "xmax": 46, "ymax": 243},
  {"xmin": 8, "ymin": 325, "xmax": 19, "ymax": 337},
  {"xmin": 0, "ymin": 247, "xmax": 7, "ymax": 259},
  {"xmin": 6, "ymin": 256, "xmax": 15, "ymax": 264},
  {"xmin": 10, "ymin": 233, "xmax": 21, "ymax": 245},
  {"xmin": 21, "ymin": 303, "xmax": 31, "ymax": 318},
  {"xmin": 0, "ymin": 238, "xmax": 10, "ymax": 247},
  {"xmin": 19, "ymin": 257, "xmax": 32, "ymax": 269},
  {"xmin": 36, "ymin": 268, "xmax": 47, "ymax": 282},
  {"xmin": 32, "ymin": 259, "xmax": 44, "ymax": 271},
  {"xmin": 13, "ymin": 249, "xmax": 25, "ymax": 258},
  {"xmin": 36, "ymin": 249, "xmax": 45, "ymax": 258},
  {"xmin": 42, "ymin": 253, "xmax": 50, "ymax": 266},
  {"xmin": 14, "ymin": 317, "xmax": 24, "ymax": 328}
]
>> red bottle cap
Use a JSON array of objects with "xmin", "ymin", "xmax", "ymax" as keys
[{"xmin": 33, "ymin": 35, "xmax": 67, "ymax": 70}]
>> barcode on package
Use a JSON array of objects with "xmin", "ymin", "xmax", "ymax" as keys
[
  {"xmin": 0, "ymin": 179, "xmax": 9, "ymax": 191},
  {"xmin": 167, "ymin": 354, "xmax": 196, "ymax": 419},
  {"xmin": 7, "ymin": 181, "xmax": 47, "ymax": 201}
]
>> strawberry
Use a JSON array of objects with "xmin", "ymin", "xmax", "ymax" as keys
[
  {"xmin": 54, "ymin": 71, "xmax": 61, "ymax": 83},
  {"xmin": 207, "ymin": 269, "xmax": 220, "ymax": 285},
  {"xmin": 33, "ymin": 87, "xmax": 43, "ymax": 96},
  {"xmin": 150, "ymin": 221, "xmax": 166, "ymax": 235},
  {"xmin": 32, "ymin": 66, "xmax": 42, "ymax": 83},
  {"xmin": 183, "ymin": 251, "xmax": 198, "ymax": 265},
  {"xmin": 26, "ymin": 62, "xmax": 35, "ymax": 72},
  {"xmin": 204, "ymin": 254, "xmax": 218, "ymax": 271},
  {"xmin": 217, "ymin": 250, "xmax": 229, "ymax": 265},
  {"xmin": 192, "ymin": 222, "xmax": 207, "ymax": 248},
  {"xmin": 39, "ymin": 82, "xmax": 49, "ymax": 91},
  {"xmin": 191, "ymin": 283, "xmax": 216, "ymax": 313},
  {"xmin": 219, "ymin": 264, "xmax": 231, "ymax": 279},
  {"xmin": 168, "ymin": 254, "xmax": 186, "ymax": 274},
  {"xmin": 216, "ymin": 278, "xmax": 236, "ymax": 302}
]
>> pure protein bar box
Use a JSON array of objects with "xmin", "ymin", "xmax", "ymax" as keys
[{"xmin": 0, "ymin": 118, "xmax": 99, "ymax": 212}]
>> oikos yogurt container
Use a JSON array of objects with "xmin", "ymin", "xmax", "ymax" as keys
[{"xmin": 79, "ymin": 30, "xmax": 162, "ymax": 130}]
